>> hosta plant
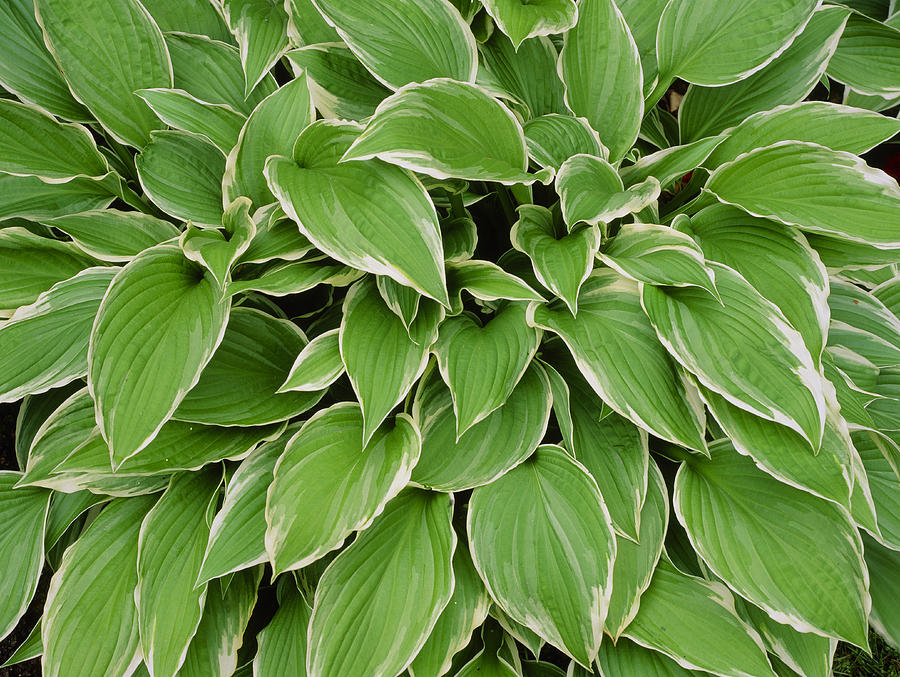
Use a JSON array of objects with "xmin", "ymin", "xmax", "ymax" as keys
[{"xmin": 1, "ymin": 0, "xmax": 900, "ymax": 675}]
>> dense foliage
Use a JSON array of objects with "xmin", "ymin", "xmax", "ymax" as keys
[{"xmin": 0, "ymin": 0, "xmax": 899, "ymax": 675}]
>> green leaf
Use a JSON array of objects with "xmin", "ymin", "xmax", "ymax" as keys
[
  {"xmin": 687, "ymin": 204, "xmax": 830, "ymax": 361},
  {"xmin": 45, "ymin": 490, "xmax": 106, "ymax": 550},
  {"xmin": 15, "ymin": 383, "xmax": 82, "ymax": 471},
  {"xmin": 252, "ymin": 582, "xmax": 311, "ymax": 676},
  {"xmin": 446, "ymin": 260, "xmax": 545, "ymax": 314},
  {"xmin": 511, "ymin": 205, "xmax": 600, "ymax": 314},
  {"xmin": 341, "ymin": 278, "xmax": 440, "ymax": 444},
  {"xmin": 222, "ymin": 0, "xmax": 290, "ymax": 96},
  {"xmin": 164, "ymin": 32, "xmax": 276, "ymax": 116},
  {"xmin": 137, "ymin": 471, "xmax": 221, "ymax": 677},
  {"xmin": 618, "ymin": 135, "xmax": 727, "ymax": 189},
  {"xmin": 855, "ymin": 431, "xmax": 900, "ymax": 549},
  {"xmin": 468, "ymin": 445, "xmax": 616, "ymax": 667},
  {"xmin": 197, "ymin": 429, "xmax": 293, "ymax": 585},
  {"xmin": 678, "ymin": 7, "xmax": 850, "ymax": 141},
  {"xmin": 707, "ymin": 141, "xmax": 900, "ymax": 249},
  {"xmin": 674, "ymin": 440, "xmax": 870, "ymax": 645},
  {"xmin": 265, "ymin": 403, "xmax": 419, "ymax": 574},
  {"xmin": 0, "ymin": 174, "xmax": 113, "ymax": 222},
  {"xmin": 642, "ymin": 262, "xmax": 825, "ymax": 449},
  {"xmin": 224, "ymin": 75, "xmax": 314, "ymax": 209},
  {"xmin": 279, "ymin": 328, "xmax": 344, "ymax": 392},
  {"xmin": 20, "ymin": 387, "xmax": 94, "ymax": 486},
  {"xmin": 522, "ymin": 115, "xmax": 607, "ymax": 170},
  {"xmin": 864, "ymin": 532, "xmax": 900, "ymax": 649},
  {"xmin": 43, "ymin": 496, "xmax": 157, "ymax": 677},
  {"xmin": 226, "ymin": 259, "xmax": 361, "ymax": 298},
  {"xmin": 237, "ymin": 208, "xmax": 314, "ymax": 264},
  {"xmin": 0, "ymin": 100, "xmax": 108, "ymax": 181},
  {"xmin": 411, "ymin": 363, "xmax": 551, "ymax": 490},
  {"xmin": 343, "ymin": 79, "xmax": 551, "ymax": 185},
  {"xmin": 136, "ymin": 88, "xmax": 246, "ymax": 155},
  {"xmin": 528, "ymin": 270, "xmax": 708, "ymax": 452},
  {"xmin": 0, "ymin": 473, "xmax": 48, "ymax": 639},
  {"xmin": 52, "ymin": 418, "xmax": 280, "ymax": 479},
  {"xmin": 557, "ymin": 155, "xmax": 659, "ymax": 228},
  {"xmin": 829, "ymin": 278, "xmax": 900, "ymax": 360},
  {"xmin": 308, "ymin": 0, "xmax": 477, "ymax": 89},
  {"xmin": 558, "ymin": 0, "xmax": 643, "ymax": 162},
  {"xmin": 874, "ymin": 277, "xmax": 900, "ymax": 319},
  {"xmin": 285, "ymin": 44, "xmax": 391, "ymax": 121},
  {"xmin": 409, "ymin": 542, "xmax": 491, "ymax": 677},
  {"xmin": 699, "ymin": 385, "xmax": 853, "ymax": 509},
  {"xmin": 742, "ymin": 602, "xmax": 835, "ymax": 677},
  {"xmin": 433, "ymin": 303, "xmax": 540, "ymax": 435},
  {"xmin": 616, "ymin": 0, "xmax": 669, "ymax": 95},
  {"xmin": 479, "ymin": 33, "xmax": 567, "ymax": 118},
  {"xmin": 597, "ymin": 640, "xmax": 706, "ymax": 677},
  {"xmin": 624, "ymin": 561, "xmax": 777, "ymax": 677},
  {"xmin": 179, "ymin": 198, "xmax": 256, "ymax": 289},
  {"xmin": 265, "ymin": 120, "xmax": 449, "ymax": 305},
  {"xmin": 173, "ymin": 307, "xmax": 322, "ymax": 426},
  {"xmin": 703, "ymin": 102, "xmax": 900, "ymax": 170},
  {"xmin": 139, "ymin": 0, "xmax": 231, "ymax": 42},
  {"xmin": 43, "ymin": 209, "xmax": 180, "ymax": 263},
  {"xmin": 285, "ymin": 0, "xmax": 339, "ymax": 45},
  {"xmin": 599, "ymin": 223, "xmax": 718, "ymax": 298},
  {"xmin": 828, "ymin": 12, "xmax": 900, "ymax": 96},
  {"xmin": 655, "ymin": 0, "xmax": 819, "ymax": 86},
  {"xmin": 0, "ymin": 0, "xmax": 90, "ymax": 121},
  {"xmin": 0, "ymin": 267, "xmax": 114, "ymax": 403},
  {"xmin": 178, "ymin": 567, "xmax": 261, "ymax": 677},
  {"xmin": 605, "ymin": 462, "xmax": 667, "ymax": 639},
  {"xmin": 88, "ymin": 243, "xmax": 230, "ymax": 466},
  {"xmin": 34, "ymin": 0, "xmax": 172, "ymax": 147},
  {"xmin": 307, "ymin": 488, "xmax": 455, "ymax": 677},
  {"xmin": 1, "ymin": 618, "xmax": 42, "ymax": 668},
  {"xmin": 0, "ymin": 227, "xmax": 98, "ymax": 312},
  {"xmin": 136, "ymin": 131, "xmax": 225, "ymax": 226},
  {"xmin": 479, "ymin": 0, "xmax": 575, "ymax": 47},
  {"xmin": 377, "ymin": 275, "xmax": 421, "ymax": 335}
]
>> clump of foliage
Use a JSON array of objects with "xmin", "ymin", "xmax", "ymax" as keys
[{"xmin": 0, "ymin": 0, "xmax": 899, "ymax": 675}]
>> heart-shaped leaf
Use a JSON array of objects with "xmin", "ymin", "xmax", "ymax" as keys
[
  {"xmin": 265, "ymin": 120, "xmax": 449, "ymax": 305},
  {"xmin": 480, "ymin": 0, "xmax": 576, "ymax": 49},
  {"xmin": 523, "ymin": 115, "xmax": 607, "ymax": 170},
  {"xmin": 511, "ymin": 205, "xmax": 600, "ymax": 314},
  {"xmin": 432, "ymin": 303, "xmax": 541, "ymax": 435}
]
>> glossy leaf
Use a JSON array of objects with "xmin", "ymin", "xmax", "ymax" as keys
[
  {"xmin": 44, "ymin": 210, "xmax": 180, "ymax": 263},
  {"xmin": 279, "ymin": 328, "xmax": 343, "ymax": 392},
  {"xmin": 136, "ymin": 88, "xmax": 246, "ymax": 155},
  {"xmin": 480, "ymin": 0, "xmax": 576, "ymax": 47},
  {"xmin": 252, "ymin": 583, "xmax": 311, "ymax": 676},
  {"xmin": 223, "ymin": 0, "xmax": 290, "ymax": 96},
  {"xmin": 828, "ymin": 12, "xmax": 900, "ymax": 96},
  {"xmin": 522, "ymin": 115, "xmax": 607, "ymax": 170}
]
